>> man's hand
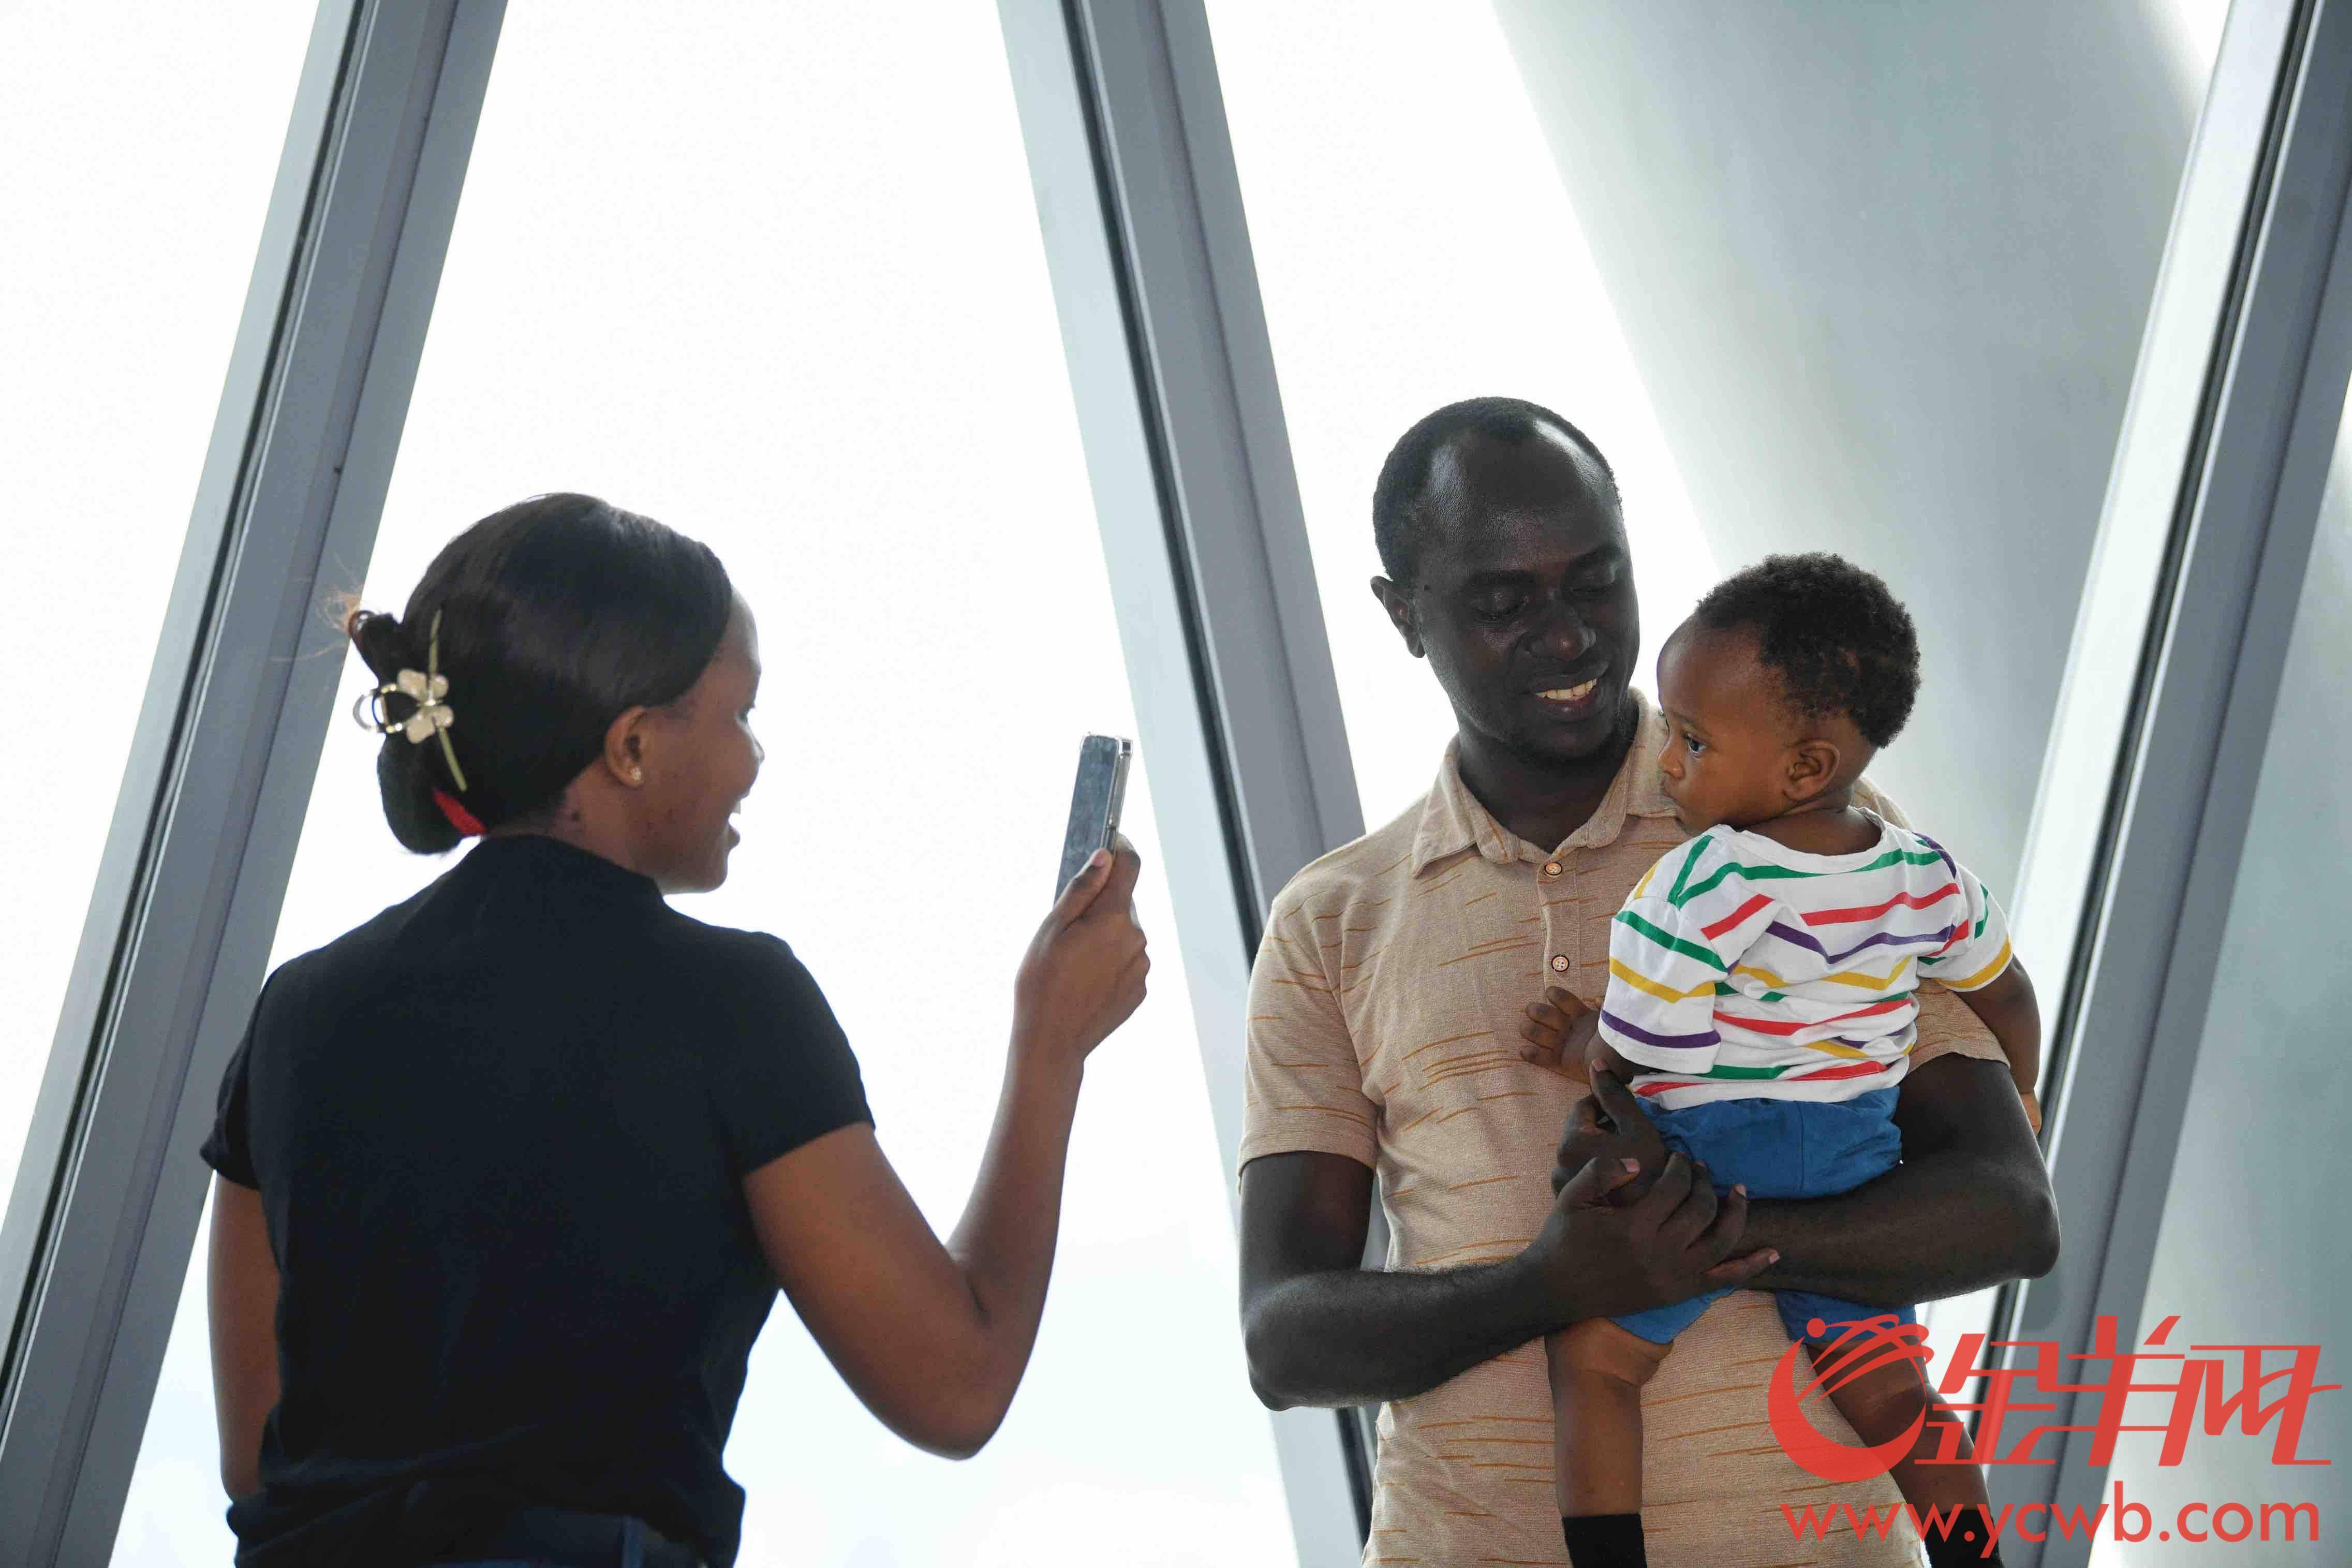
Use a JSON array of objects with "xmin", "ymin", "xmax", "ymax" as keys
[
  {"xmin": 1237, "ymin": 1102, "xmax": 1777, "ymax": 1410},
  {"xmin": 1516, "ymin": 1148, "xmax": 1778, "ymax": 1322},
  {"xmin": 1520, "ymin": 985, "xmax": 1599, "ymax": 1081},
  {"xmin": 1553, "ymin": 1066, "xmax": 1672, "ymax": 1205}
]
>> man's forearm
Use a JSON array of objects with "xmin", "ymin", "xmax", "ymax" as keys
[
  {"xmin": 1245, "ymin": 1254, "xmax": 1560, "ymax": 1409},
  {"xmin": 1739, "ymin": 1145, "xmax": 2058, "ymax": 1306}
]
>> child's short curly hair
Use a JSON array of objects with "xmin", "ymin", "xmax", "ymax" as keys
[{"xmin": 1691, "ymin": 553, "xmax": 1920, "ymax": 748}]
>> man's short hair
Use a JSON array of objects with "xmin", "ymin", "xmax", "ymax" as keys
[
  {"xmin": 1371, "ymin": 396, "xmax": 1620, "ymax": 585},
  {"xmin": 1692, "ymin": 553, "xmax": 1921, "ymax": 748}
]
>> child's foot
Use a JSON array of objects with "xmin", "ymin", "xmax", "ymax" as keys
[
  {"xmin": 1559, "ymin": 1511, "xmax": 1648, "ymax": 1568},
  {"xmin": 1920, "ymin": 1505, "xmax": 2003, "ymax": 1567}
]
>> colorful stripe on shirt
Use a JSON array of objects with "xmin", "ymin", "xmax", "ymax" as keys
[{"xmin": 1598, "ymin": 822, "xmax": 2015, "ymax": 1110}]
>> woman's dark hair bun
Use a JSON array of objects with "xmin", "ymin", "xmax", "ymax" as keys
[
  {"xmin": 346, "ymin": 608, "xmax": 415, "ymax": 685},
  {"xmin": 346, "ymin": 493, "xmax": 734, "ymax": 854}
]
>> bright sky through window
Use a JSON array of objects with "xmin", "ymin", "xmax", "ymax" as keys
[
  {"xmin": 110, "ymin": 6, "xmax": 1290, "ymax": 1563},
  {"xmin": 1, "ymin": 0, "xmax": 316, "ymax": 1250}
]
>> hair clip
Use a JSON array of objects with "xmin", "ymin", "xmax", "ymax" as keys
[{"xmin": 350, "ymin": 609, "xmax": 471, "ymax": 792}]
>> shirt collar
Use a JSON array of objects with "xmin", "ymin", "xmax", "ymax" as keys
[
  {"xmin": 459, "ymin": 832, "xmax": 664, "ymax": 900},
  {"xmin": 1409, "ymin": 689, "xmax": 1679, "ymax": 877}
]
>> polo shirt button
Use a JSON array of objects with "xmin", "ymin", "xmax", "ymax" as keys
[
  {"xmin": 1550, "ymin": 954, "xmax": 1570, "ymax": 973},
  {"xmin": 1543, "ymin": 861, "xmax": 1563, "ymax": 877}
]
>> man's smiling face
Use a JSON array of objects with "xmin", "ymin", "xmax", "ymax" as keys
[{"xmin": 1375, "ymin": 427, "xmax": 1640, "ymax": 766}]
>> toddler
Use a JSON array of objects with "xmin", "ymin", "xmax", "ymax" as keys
[{"xmin": 1519, "ymin": 554, "xmax": 2042, "ymax": 1568}]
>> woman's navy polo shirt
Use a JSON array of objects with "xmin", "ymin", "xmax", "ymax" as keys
[{"xmin": 203, "ymin": 834, "xmax": 871, "ymax": 1567}]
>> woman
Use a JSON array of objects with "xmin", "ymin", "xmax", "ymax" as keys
[{"xmin": 204, "ymin": 493, "xmax": 1149, "ymax": 1568}]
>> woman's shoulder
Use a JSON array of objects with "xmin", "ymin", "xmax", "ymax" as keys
[
  {"xmin": 251, "ymin": 876, "xmax": 452, "ymax": 1019},
  {"xmin": 647, "ymin": 913, "xmax": 861, "ymax": 1099},
  {"xmin": 642, "ymin": 900, "xmax": 795, "ymax": 961},
  {"xmin": 640, "ymin": 906, "xmax": 826, "ymax": 1005}
]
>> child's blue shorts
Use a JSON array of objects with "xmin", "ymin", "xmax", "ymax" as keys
[{"xmin": 1610, "ymin": 1087, "xmax": 1916, "ymax": 1347}]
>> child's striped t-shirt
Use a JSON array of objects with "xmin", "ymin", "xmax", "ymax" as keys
[{"xmin": 1597, "ymin": 816, "xmax": 2013, "ymax": 1110}]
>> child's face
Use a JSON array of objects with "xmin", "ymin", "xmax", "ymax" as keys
[{"xmin": 1654, "ymin": 622, "xmax": 1806, "ymax": 832}]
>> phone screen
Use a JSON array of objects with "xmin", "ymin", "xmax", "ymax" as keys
[{"xmin": 1057, "ymin": 734, "xmax": 1133, "ymax": 897}]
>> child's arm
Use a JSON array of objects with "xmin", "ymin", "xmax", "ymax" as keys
[
  {"xmin": 1588, "ymin": 1030, "xmax": 1645, "ymax": 1087},
  {"xmin": 1518, "ymin": 986, "xmax": 1645, "ymax": 1085},
  {"xmin": 1949, "ymin": 957, "xmax": 2043, "ymax": 1132}
]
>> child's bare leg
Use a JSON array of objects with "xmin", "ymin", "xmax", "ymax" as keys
[
  {"xmin": 1548, "ymin": 1318, "xmax": 1673, "ymax": 1518},
  {"xmin": 1816, "ymin": 1343, "xmax": 1994, "ymax": 1554}
]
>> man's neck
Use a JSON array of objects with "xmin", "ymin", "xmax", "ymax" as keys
[{"xmin": 1453, "ymin": 703, "xmax": 1639, "ymax": 853}]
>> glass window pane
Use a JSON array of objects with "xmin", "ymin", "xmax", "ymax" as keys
[
  {"xmin": 2109, "ymin": 382, "xmax": 2352, "ymax": 1543},
  {"xmin": 113, "ymin": 7, "xmax": 1292, "ymax": 1564},
  {"xmin": 1207, "ymin": 2, "xmax": 2221, "ymax": 885},
  {"xmin": 1206, "ymin": 0, "xmax": 2224, "ymax": 1395},
  {"xmin": 1206, "ymin": 6, "xmax": 1719, "ymax": 830},
  {"xmin": 0, "ymin": 2, "xmax": 315, "ymax": 1223}
]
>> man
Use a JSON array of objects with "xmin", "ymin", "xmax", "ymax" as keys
[{"xmin": 1238, "ymin": 397, "xmax": 2059, "ymax": 1566}]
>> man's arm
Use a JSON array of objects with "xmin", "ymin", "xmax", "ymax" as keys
[
  {"xmin": 1239, "ymin": 1141, "xmax": 1776, "ymax": 1410},
  {"xmin": 1539, "ymin": 1051, "xmax": 2053, "ymax": 1308},
  {"xmin": 1742, "ymin": 1053, "xmax": 2058, "ymax": 1303},
  {"xmin": 1240, "ymin": 1152, "xmax": 1550, "ymax": 1409},
  {"xmin": 1784, "ymin": 777, "xmax": 2056, "ymax": 1294}
]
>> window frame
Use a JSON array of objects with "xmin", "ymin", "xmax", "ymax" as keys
[
  {"xmin": 0, "ymin": 3, "xmax": 506, "ymax": 1558},
  {"xmin": 3, "ymin": 0, "xmax": 2348, "ymax": 1562},
  {"xmin": 995, "ymin": 0, "xmax": 1371, "ymax": 1552},
  {"xmin": 1985, "ymin": 0, "xmax": 2352, "ymax": 1552}
]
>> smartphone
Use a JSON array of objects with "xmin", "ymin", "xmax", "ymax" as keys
[{"xmin": 1057, "ymin": 734, "xmax": 1133, "ymax": 898}]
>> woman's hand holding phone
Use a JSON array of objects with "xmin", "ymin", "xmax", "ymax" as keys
[
  {"xmin": 753, "ymin": 832, "xmax": 1151, "ymax": 1460},
  {"xmin": 1014, "ymin": 833, "xmax": 1149, "ymax": 1071}
]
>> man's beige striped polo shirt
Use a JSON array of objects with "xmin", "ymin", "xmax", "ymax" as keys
[{"xmin": 1241, "ymin": 692, "xmax": 2002, "ymax": 1566}]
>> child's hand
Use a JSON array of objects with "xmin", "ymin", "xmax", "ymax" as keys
[
  {"xmin": 1521, "ymin": 985, "xmax": 1600, "ymax": 1081},
  {"xmin": 2018, "ymin": 1084, "xmax": 2044, "ymax": 1136}
]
